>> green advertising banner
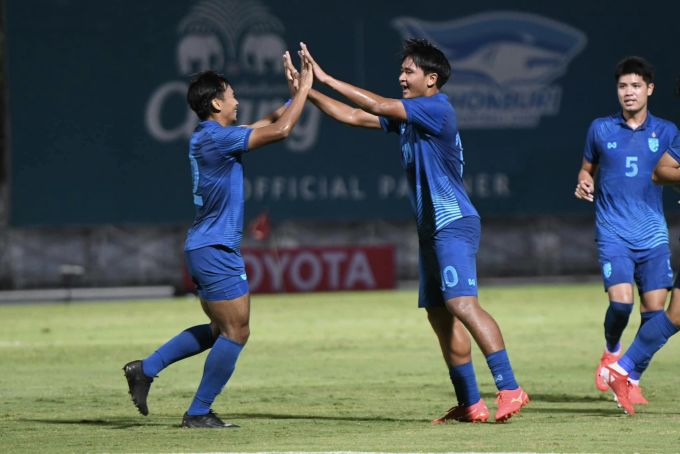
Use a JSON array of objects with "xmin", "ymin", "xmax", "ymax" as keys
[{"xmin": 6, "ymin": 0, "xmax": 680, "ymax": 226}]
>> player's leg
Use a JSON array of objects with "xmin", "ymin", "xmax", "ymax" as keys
[
  {"xmin": 123, "ymin": 323, "xmax": 217, "ymax": 416},
  {"xmin": 435, "ymin": 217, "xmax": 527, "ymax": 422},
  {"xmin": 419, "ymin": 241, "xmax": 487, "ymax": 424},
  {"xmin": 427, "ymin": 307, "xmax": 489, "ymax": 423},
  {"xmin": 181, "ymin": 245, "xmax": 250, "ymax": 428},
  {"xmin": 594, "ymin": 246, "xmax": 635, "ymax": 392},
  {"xmin": 123, "ymin": 247, "xmax": 225, "ymax": 416},
  {"xmin": 630, "ymin": 245, "xmax": 672, "ymax": 380},
  {"xmin": 605, "ymin": 284, "xmax": 680, "ymax": 414},
  {"xmin": 620, "ymin": 245, "xmax": 672, "ymax": 404}
]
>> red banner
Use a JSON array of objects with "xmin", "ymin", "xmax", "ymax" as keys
[{"xmin": 242, "ymin": 245, "xmax": 395, "ymax": 293}]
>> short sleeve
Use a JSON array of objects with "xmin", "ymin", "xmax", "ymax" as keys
[
  {"xmin": 379, "ymin": 116, "xmax": 400, "ymax": 134},
  {"xmin": 668, "ymin": 133, "xmax": 680, "ymax": 164},
  {"xmin": 211, "ymin": 125, "xmax": 253, "ymax": 155},
  {"xmin": 401, "ymin": 96, "xmax": 448, "ymax": 136},
  {"xmin": 583, "ymin": 121, "xmax": 599, "ymax": 165}
]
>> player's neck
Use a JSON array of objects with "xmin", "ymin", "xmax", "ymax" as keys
[{"xmin": 622, "ymin": 108, "xmax": 647, "ymax": 130}]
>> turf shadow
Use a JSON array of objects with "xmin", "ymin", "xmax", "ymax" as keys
[
  {"xmin": 22, "ymin": 417, "xmax": 170, "ymax": 429},
  {"xmin": 231, "ymin": 413, "xmax": 426, "ymax": 423}
]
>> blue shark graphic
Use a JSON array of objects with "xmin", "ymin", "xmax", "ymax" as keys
[
  {"xmin": 391, "ymin": 11, "xmax": 587, "ymax": 128},
  {"xmin": 392, "ymin": 12, "xmax": 587, "ymax": 87}
]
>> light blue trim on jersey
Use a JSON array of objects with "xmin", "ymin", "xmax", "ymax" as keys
[
  {"xmin": 584, "ymin": 112, "xmax": 677, "ymax": 250},
  {"xmin": 185, "ymin": 121, "xmax": 252, "ymax": 252},
  {"xmin": 379, "ymin": 94, "xmax": 479, "ymax": 237}
]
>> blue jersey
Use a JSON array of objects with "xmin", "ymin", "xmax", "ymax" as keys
[
  {"xmin": 184, "ymin": 121, "xmax": 252, "ymax": 252},
  {"xmin": 667, "ymin": 133, "xmax": 680, "ymax": 163},
  {"xmin": 584, "ymin": 112, "xmax": 678, "ymax": 250},
  {"xmin": 380, "ymin": 93, "xmax": 478, "ymax": 237}
]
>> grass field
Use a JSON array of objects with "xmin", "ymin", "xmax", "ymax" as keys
[{"xmin": 2, "ymin": 283, "xmax": 680, "ymax": 453}]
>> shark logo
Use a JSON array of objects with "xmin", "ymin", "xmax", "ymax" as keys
[
  {"xmin": 145, "ymin": 0, "xmax": 320, "ymax": 151},
  {"xmin": 392, "ymin": 11, "xmax": 587, "ymax": 128}
]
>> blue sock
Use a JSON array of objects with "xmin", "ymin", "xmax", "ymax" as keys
[
  {"xmin": 630, "ymin": 310, "xmax": 664, "ymax": 379},
  {"xmin": 142, "ymin": 324, "xmax": 216, "ymax": 378},
  {"xmin": 485, "ymin": 349, "xmax": 519, "ymax": 391},
  {"xmin": 187, "ymin": 335, "xmax": 244, "ymax": 416},
  {"xmin": 604, "ymin": 301, "xmax": 633, "ymax": 352},
  {"xmin": 619, "ymin": 313, "xmax": 679, "ymax": 374},
  {"xmin": 449, "ymin": 362, "xmax": 481, "ymax": 407}
]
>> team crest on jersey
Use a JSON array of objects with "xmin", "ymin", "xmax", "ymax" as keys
[
  {"xmin": 648, "ymin": 133, "xmax": 659, "ymax": 152},
  {"xmin": 602, "ymin": 262, "xmax": 612, "ymax": 279}
]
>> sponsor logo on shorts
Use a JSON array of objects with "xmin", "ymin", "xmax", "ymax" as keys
[
  {"xmin": 603, "ymin": 262, "xmax": 612, "ymax": 279},
  {"xmin": 240, "ymin": 273, "xmax": 248, "ymax": 280},
  {"xmin": 468, "ymin": 278, "xmax": 477, "ymax": 287}
]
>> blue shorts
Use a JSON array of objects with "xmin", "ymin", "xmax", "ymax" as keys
[
  {"xmin": 184, "ymin": 245, "xmax": 249, "ymax": 302},
  {"xmin": 597, "ymin": 240, "xmax": 672, "ymax": 293},
  {"xmin": 418, "ymin": 217, "xmax": 480, "ymax": 308}
]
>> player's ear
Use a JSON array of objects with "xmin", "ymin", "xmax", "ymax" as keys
[
  {"xmin": 647, "ymin": 82, "xmax": 655, "ymax": 96},
  {"xmin": 210, "ymin": 97, "xmax": 222, "ymax": 112},
  {"xmin": 427, "ymin": 72, "xmax": 438, "ymax": 88}
]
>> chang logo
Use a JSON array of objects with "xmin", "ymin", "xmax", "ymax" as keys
[
  {"xmin": 602, "ymin": 262, "xmax": 612, "ymax": 279},
  {"xmin": 145, "ymin": 0, "xmax": 320, "ymax": 152},
  {"xmin": 392, "ymin": 12, "xmax": 587, "ymax": 129}
]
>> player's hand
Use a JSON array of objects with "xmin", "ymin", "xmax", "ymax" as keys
[
  {"xmin": 575, "ymin": 179, "xmax": 594, "ymax": 202},
  {"xmin": 298, "ymin": 51, "xmax": 314, "ymax": 91},
  {"xmin": 300, "ymin": 42, "xmax": 330, "ymax": 84},
  {"xmin": 283, "ymin": 51, "xmax": 300, "ymax": 96}
]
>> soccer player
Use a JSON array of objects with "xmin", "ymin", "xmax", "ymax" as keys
[
  {"xmin": 290, "ymin": 39, "xmax": 528, "ymax": 423},
  {"xmin": 575, "ymin": 56, "xmax": 678, "ymax": 404},
  {"xmin": 601, "ymin": 77, "xmax": 680, "ymax": 415},
  {"xmin": 123, "ymin": 54, "xmax": 314, "ymax": 428}
]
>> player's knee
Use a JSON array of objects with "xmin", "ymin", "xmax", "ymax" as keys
[{"xmin": 446, "ymin": 297, "xmax": 478, "ymax": 318}]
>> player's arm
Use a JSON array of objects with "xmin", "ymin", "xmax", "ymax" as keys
[
  {"xmin": 246, "ymin": 104, "xmax": 288, "ymax": 129},
  {"xmin": 652, "ymin": 152, "xmax": 680, "ymax": 185},
  {"xmin": 282, "ymin": 50, "xmax": 380, "ymax": 128},
  {"xmin": 300, "ymin": 42, "xmax": 407, "ymax": 122},
  {"xmin": 246, "ymin": 51, "xmax": 301, "ymax": 128},
  {"xmin": 575, "ymin": 158, "xmax": 597, "ymax": 202},
  {"xmin": 246, "ymin": 54, "xmax": 313, "ymax": 151},
  {"xmin": 308, "ymin": 89, "xmax": 381, "ymax": 128}
]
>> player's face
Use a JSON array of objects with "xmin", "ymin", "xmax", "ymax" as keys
[
  {"xmin": 399, "ymin": 57, "xmax": 431, "ymax": 98},
  {"xmin": 617, "ymin": 73, "xmax": 654, "ymax": 115},
  {"xmin": 215, "ymin": 84, "xmax": 239, "ymax": 124}
]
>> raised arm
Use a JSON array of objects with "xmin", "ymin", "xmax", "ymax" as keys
[
  {"xmin": 246, "ymin": 53, "xmax": 314, "ymax": 150},
  {"xmin": 300, "ymin": 42, "xmax": 407, "ymax": 121},
  {"xmin": 282, "ymin": 50, "xmax": 379, "ymax": 128},
  {"xmin": 308, "ymin": 89, "xmax": 381, "ymax": 128},
  {"xmin": 652, "ymin": 152, "xmax": 680, "ymax": 185},
  {"xmin": 246, "ymin": 51, "xmax": 301, "ymax": 129},
  {"xmin": 575, "ymin": 158, "xmax": 598, "ymax": 202}
]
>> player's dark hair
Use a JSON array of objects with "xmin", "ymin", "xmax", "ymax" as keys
[
  {"xmin": 614, "ymin": 56, "xmax": 654, "ymax": 85},
  {"xmin": 401, "ymin": 38, "xmax": 451, "ymax": 88},
  {"xmin": 187, "ymin": 71, "xmax": 230, "ymax": 120}
]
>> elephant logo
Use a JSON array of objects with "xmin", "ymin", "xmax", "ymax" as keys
[
  {"xmin": 177, "ymin": 33, "xmax": 224, "ymax": 75},
  {"xmin": 241, "ymin": 33, "xmax": 286, "ymax": 75}
]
